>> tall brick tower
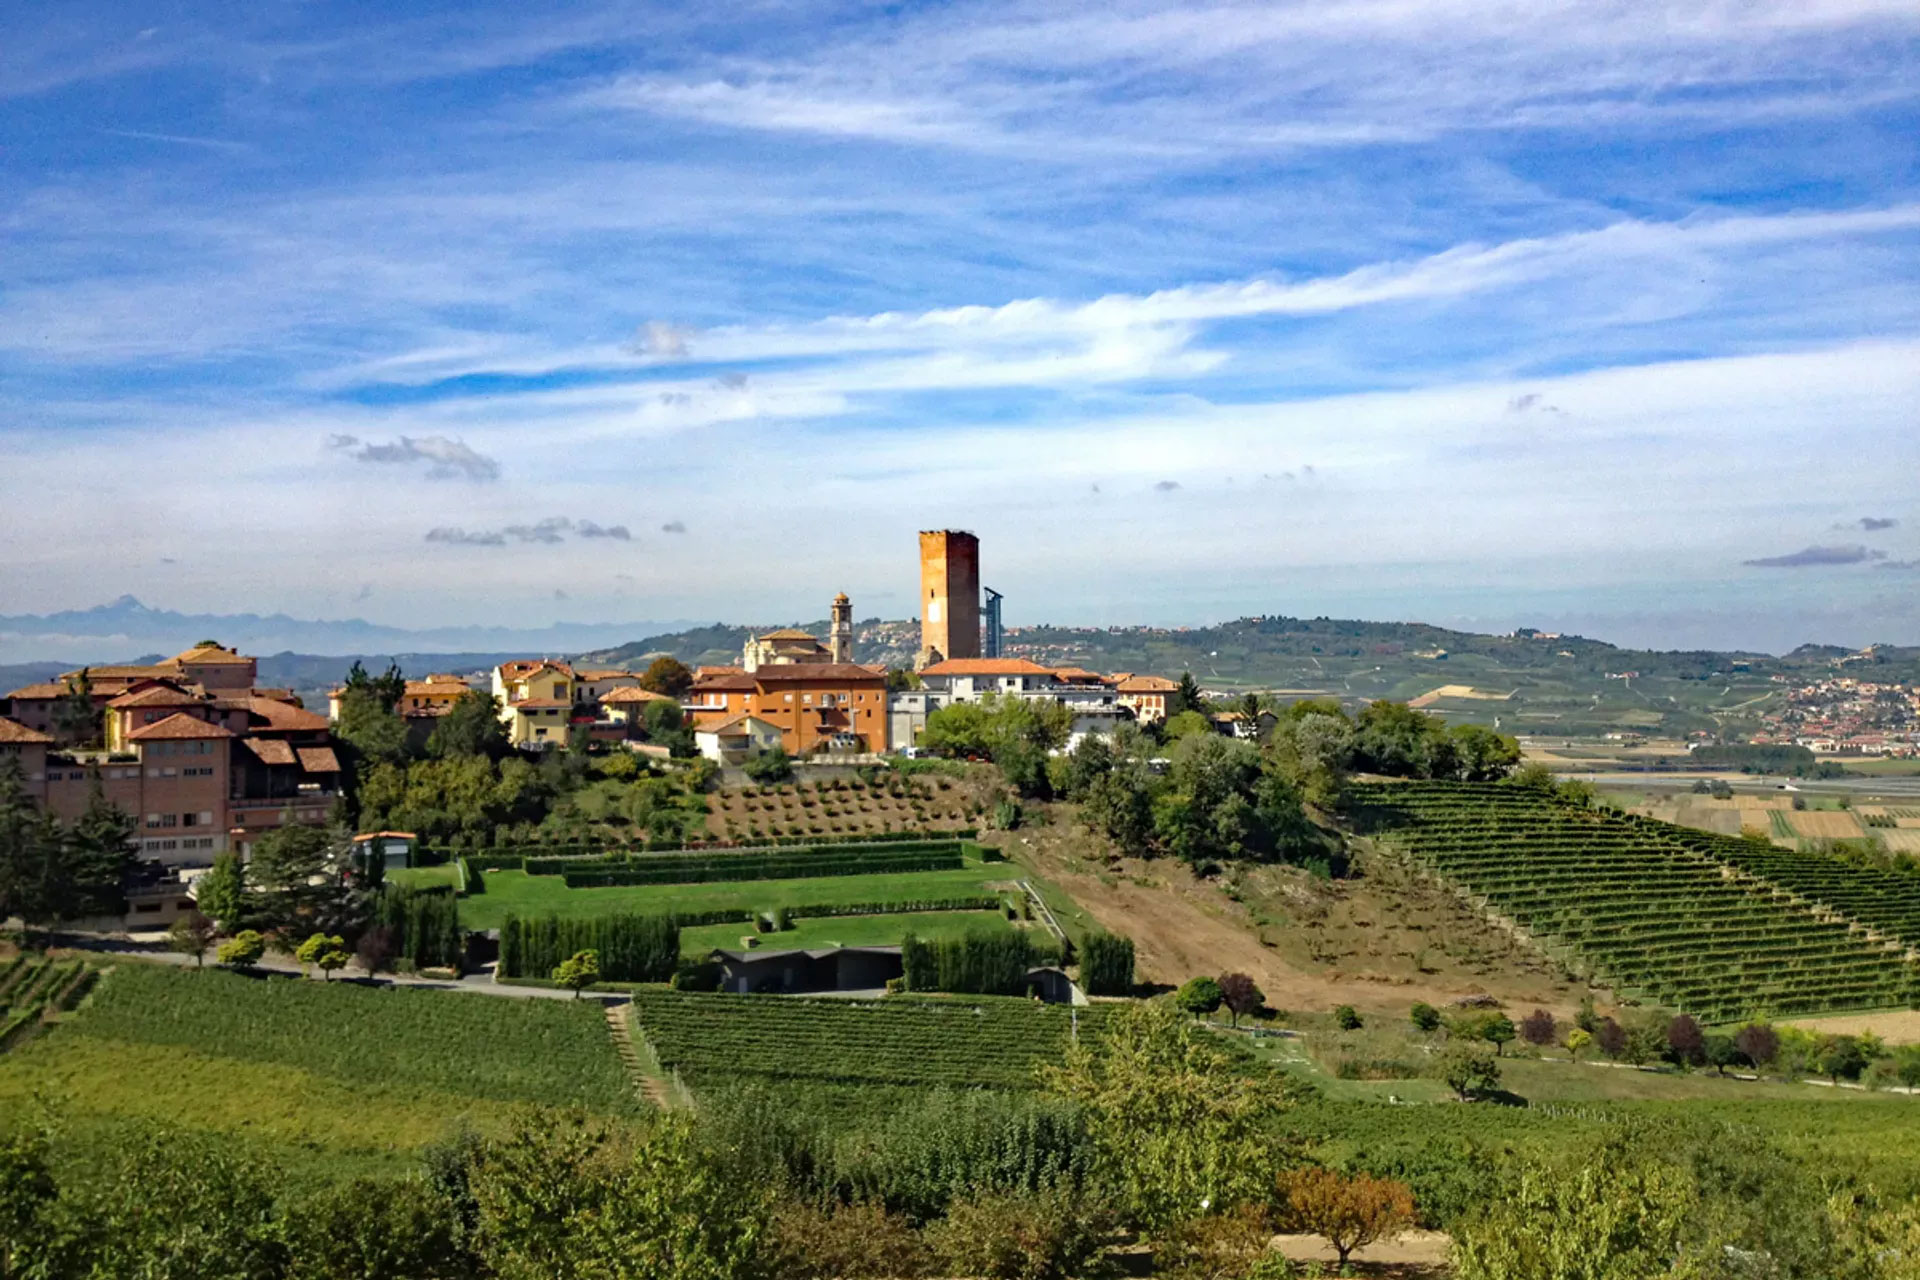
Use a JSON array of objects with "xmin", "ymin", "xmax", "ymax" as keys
[
  {"xmin": 917, "ymin": 529, "xmax": 980, "ymax": 668},
  {"xmin": 829, "ymin": 592, "xmax": 853, "ymax": 664}
]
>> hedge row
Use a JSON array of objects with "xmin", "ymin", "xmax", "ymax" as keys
[
  {"xmin": 497, "ymin": 912, "xmax": 680, "ymax": 982},
  {"xmin": 1079, "ymin": 932, "xmax": 1136, "ymax": 996},
  {"xmin": 423, "ymin": 827, "xmax": 981, "ymax": 865},
  {"xmin": 524, "ymin": 838, "xmax": 968, "ymax": 878},
  {"xmin": 901, "ymin": 929, "xmax": 1041, "ymax": 996},
  {"xmin": 376, "ymin": 885, "xmax": 462, "ymax": 970},
  {"xmin": 563, "ymin": 851, "xmax": 963, "ymax": 888},
  {"xmin": 455, "ymin": 857, "xmax": 484, "ymax": 895}
]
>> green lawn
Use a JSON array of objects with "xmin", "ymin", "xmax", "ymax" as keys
[
  {"xmin": 389, "ymin": 863, "xmax": 459, "ymax": 890},
  {"xmin": 679, "ymin": 908, "xmax": 1015, "ymax": 956},
  {"xmin": 459, "ymin": 864, "xmax": 1018, "ymax": 930}
]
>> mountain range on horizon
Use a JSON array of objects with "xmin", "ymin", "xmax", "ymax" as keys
[{"xmin": 0, "ymin": 595, "xmax": 700, "ymax": 667}]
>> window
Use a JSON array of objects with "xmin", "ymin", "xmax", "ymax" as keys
[
  {"xmin": 161, "ymin": 768, "xmax": 176, "ymax": 778},
  {"xmin": 146, "ymin": 813, "xmax": 162, "ymax": 828},
  {"xmin": 183, "ymin": 813, "xmax": 198, "ymax": 828},
  {"xmin": 200, "ymin": 811, "xmax": 212, "ymax": 825},
  {"xmin": 553, "ymin": 683, "xmax": 566, "ymax": 699},
  {"xmin": 162, "ymin": 814, "xmax": 177, "ymax": 828}
]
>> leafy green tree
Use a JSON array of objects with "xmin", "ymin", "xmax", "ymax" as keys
[
  {"xmin": 554, "ymin": 949, "xmax": 601, "ymax": 997},
  {"xmin": 1044, "ymin": 1000, "xmax": 1299, "ymax": 1229},
  {"xmin": 1704, "ymin": 1033, "xmax": 1740, "ymax": 1076},
  {"xmin": 1435, "ymin": 1041, "xmax": 1500, "ymax": 1100},
  {"xmin": 470, "ymin": 1114, "xmax": 764, "ymax": 1279},
  {"xmin": 284, "ymin": 1175, "xmax": 469, "ymax": 1279},
  {"xmin": 0, "ymin": 1128, "xmax": 56, "ymax": 1278},
  {"xmin": 1447, "ymin": 723, "xmax": 1522, "ymax": 781},
  {"xmin": 1566, "ymin": 1028, "xmax": 1593, "ymax": 1061},
  {"xmin": 194, "ymin": 850, "xmax": 245, "ymax": 927},
  {"xmin": 1177, "ymin": 975, "xmax": 1225, "ymax": 1020},
  {"xmin": 1335, "ymin": 1004, "xmax": 1364, "ymax": 1031},
  {"xmin": 1080, "ymin": 767, "xmax": 1155, "ymax": 856},
  {"xmin": 247, "ymin": 824, "xmax": 368, "ymax": 939},
  {"xmin": 217, "ymin": 929, "xmax": 266, "ymax": 968},
  {"xmin": 742, "ymin": 746, "xmax": 793, "ymax": 784},
  {"xmin": 1352, "ymin": 700, "xmax": 1444, "ymax": 777},
  {"xmin": 1410, "ymin": 1001, "xmax": 1441, "ymax": 1033},
  {"xmin": 1479, "ymin": 1012, "xmax": 1518, "ymax": 1056},
  {"xmin": 168, "ymin": 911, "xmax": 216, "ymax": 967},
  {"xmin": 1160, "ymin": 709, "xmax": 1213, "ymax": 743},
  {"xmin": 1059, "ymin": 734, "xmax": 1113, "ymax": 801},
  {"xmin": 426, "ymin": 689, "xmax": 509, "ymax": 758},
  {"xmin": 1818, "ymin": 1035, "xmax": 1869, "ymax": 1084},
  {"xmin": 639, "ymin": 656, "xmax": 694, "ymax": 699},
  {"xmin": 1266, "ymin": 710, "xmax": 1353, "ymax": 809},
  {"xmin": 318, "ymin": 947, "xmax": 351, "ymax": 981},
  {"xmin": 641, "ymin": 699, "xmax": 694, "ymax": 755}
]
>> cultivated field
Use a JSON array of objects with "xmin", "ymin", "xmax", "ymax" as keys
[
  {"xmin": 701, "ymin": 772, "xmax": 981, "ymax": 841},
  {"xmin": 0, "ymin": 961, "xmax": 639, "ymax": 1177},
  {"xmin": 1355, "ymin": 781, "xmax": 1920, "ymax": 1022}
]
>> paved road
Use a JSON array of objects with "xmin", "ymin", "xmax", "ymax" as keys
[{"xmin": 45, "ymin": 934, "xmax": 626, "ymax": 1003}]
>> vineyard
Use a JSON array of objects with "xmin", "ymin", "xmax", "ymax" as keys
[
  {"xmin": 628, "ymin": 989, "xmax": 1108, "ymax": 1090},
  {"xmin": 556, "ymin": 841, "xmax": 968, "ymax": 887},
  {"xmin": 0, "ymin": 954, "xmax": 99, "ymax": 1052},
  {"xmin": 1354, "ymin": 781, "xmax": 1920, "ymax": 1023}
]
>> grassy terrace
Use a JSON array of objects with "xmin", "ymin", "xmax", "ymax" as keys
[
  {"xmin": 458, "ymin": 863, "xmax": 1016, "ymax": 930},
  {"xmin": 1355, "ymin": 780, "xmax": 1920, "ymax": 1023},
  {"xmin": 679, "ymin": 908, "xmax": 1013, "ymax": 955}
]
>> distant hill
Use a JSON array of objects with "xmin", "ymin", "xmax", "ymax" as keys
[{"xmin": 0, "ymin": 596, "xmax": 697, "ymax": 665}]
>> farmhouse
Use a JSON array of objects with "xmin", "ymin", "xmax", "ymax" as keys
[{"xmin": 713, "ymin": 945, "xmax": 904, "ymax": 994}]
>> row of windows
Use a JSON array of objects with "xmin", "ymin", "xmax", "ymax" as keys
[
  {"xmin": 147, "ymin": 740, "xmax": 217, "ymax": 757},
  {"xmin": 141, "ymin": 838, "xmax": 215, "ymax": 853},
  {"xmin": 146, "ymin": 811, "xmax": 215, "ymax": 829}
]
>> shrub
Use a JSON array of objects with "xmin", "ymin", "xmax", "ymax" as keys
[
  {"xmin": 1735, "ymin": 1022, "xmax": 1780, "ymax": 1069},
  {"xmin": 1409, "ymin": 1002, "xmax": 1441, "ymax": 1033},
  {"xmin": 1433, "ymin": 1041, "xmax": 1500, "ymax": 1100},
  {"xmin": 1667, "ymin": 1014, "xmax": 1706, "ymax": 1069},
  {"xmin": 926, "ymin": 1187, "xmax": 1113, "ymax": 1280},
  {"xmin": 1334, "ymin": 1004, "xmax": 1363, "ymax": 1031},
  {"xmin": 765, "ymin": 1199, "xmax": 933, "ymax": 1279},
  {"xmin": 216, "ymin": 929, "xmax": 266, "ymax": 969},
  {"xmin": 1595, "ymin": 1017, "xmax": 1627, "ymax": 1060},
  {"xmin": 1519, "ymin": 1008, "xmax": 1557, "ymax": 1049}
]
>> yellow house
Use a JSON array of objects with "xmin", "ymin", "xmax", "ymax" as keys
[{"xmin": 492, "ymin": 661, "xmax": 578, "ymax": 748}]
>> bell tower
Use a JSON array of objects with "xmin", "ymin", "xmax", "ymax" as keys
[{"xmin": 829, "ymin": 592, "xmax": 853, "ymax": 664}]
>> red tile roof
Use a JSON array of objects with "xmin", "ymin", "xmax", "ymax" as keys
[
  {"xmin": 129, "ymin": 713, "xmax": 235, "ymax": 742},
  {"xmin": 512, "ymin": 698, "xmax": 572, "ymax": 710},
  {"xmin": 600, "ymin": 686, "xmax": 670, "ymax": 703},
  {"xmin": 692, "ymin": 673, "xmax": 757, "ymax": 692},
  {"xmin": 297, "ymin": 746, "xmax": 341, "ymax": 773},
  {"xmin": 243, "ymin": 698, "xmax": 329, "ymax": 732},
  {"xmin": 107, "ymin": 685, "xmax": 202, "ymax": 710},
  {"xmin": 171, "ymin": 644, "xmax": 253, "ymax": 665},
  {"xmin": 919, "ymin": 658, "xmax": 1055, "ymax": 677},
  {"xmin": 4, "ymin": 683, "xmax": 70, "ymax": 700},
  {"xmin": 1117, "ymin": 675, "xmax": 1179, "ymax": 693},
  {"xmin": 498, "ymin": 660, "xmax": 574, "ymax": 680},
  {"xmin": 243, "ymin": 738, "xmax": 297, "ymax": 766},
  {"xmin": 0, "ymin": 717, "xmax": 53, "ymax": 744},
  {"xmin": 748, "ymin": 663, "xmax": 887, "ymax": 683},
  {"xmin": 698, "ymin": 714, "xmax": 780, "ymax": 736}
]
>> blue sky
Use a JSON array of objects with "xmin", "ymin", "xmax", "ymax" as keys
[{"xmin": 3, "ymin": 0, "xmax": 1919, "ymax": 653}]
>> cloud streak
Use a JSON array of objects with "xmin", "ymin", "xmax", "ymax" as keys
[
  {"xmin": 425, "ymin": 517, "xmax": 632, "ymax": 547},
  {"xmin": 1743, "ymin": 545, "xmax": 1887, "ymax": 568},
  {"xmin": 328, "ymin": 434, "xmax": 500, "ymax": 481}
]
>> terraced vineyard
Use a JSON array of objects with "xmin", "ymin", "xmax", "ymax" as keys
[
  {"xmin": 1354, "ymin": 782, "xmax": 1920, "ymax": 1023},
  {"xmin": 0, "ymin": 954, "xmax": 99, "ymax": 1051},
  {"xmin": 1658, "ymin": 823, "xmax": 1920, "ymax": 952},
  {"xmin": 629, "ymin": 989, "xmax": 1106, "ymax": 1090}
]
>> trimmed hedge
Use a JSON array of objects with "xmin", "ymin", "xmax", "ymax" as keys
[
  {"xmin": 423, "ymin": 827, "xmax": 982, "ymax": 867},
  {"xmin": 456, "ymin": 857, "xmax": 484, "ymax": 895},
  {"xmin": 376, "ymin": 885, "xmax": 463, "ymax": 970},
  {"xmin": 1079, "ymin": 932, "xmax": 1136, "ymax": 996},
  {"xmin": 562, "ymin": 849, "xmax": 963, "ymax": 888},
  {"xmin": 901, "ymin": 929, "xmax": 1037, "ymax": 996},
  {"xmin": 498, "ymin": 912, "xmax": 680, "ymax": 982}
]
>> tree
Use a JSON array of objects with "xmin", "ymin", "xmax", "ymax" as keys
[
  {"xmin": 296, "ymin": 931, "xmax": 344, "ymax": 977},
  {"xmin": 742, "ymin": 746, "xmax": 793, "ymax": 784},
  {"xmin": 1043, "ymin": 1000, "xmax": 1298, "ymax": 1229},
  {"xmin": 1478, "ymin": 1013, "xmax": 1517, "ymax": 1056},
  {"xmin": 1218, "ymin": 972, "xmax": 1264, "ymax": 1027},
  {"xmin": 1177, "ymin": 976, "xmax": 1225, "ymax": 1020},
  {"xmin": 1595, "ymin": 1017, "xmax": 1627, "ymax": 1060},
  {"xmin": 1447, "ymin": 722, "xmax": 1522, "ymax": 781},
  {"xmin": 67, "ymin": 779, "xmax": 135, "ymax": 920},
  {"xmin": 554, "ymin": 948, "xmax": 600, "ymax": 997},
  {"xmin": 1704, "ymin": 1033, "xmax": 1740, "ymax": 1076},
  {"xmin": 1566, "ymin": 1028, "xmax": 1593, "ymax": 1061},
  {"xmin": 50, "ymin": 670, "xmax": 100, "ymax": 747},
  {"xmin": 1818, "ymin": 1035, "xmax": 1869, "ymax": 1084},
  {"xmin": 1279, "ymin": 1167, "xmax": 1415, "ymax": 1267},
  {"xmin": 194, "ymin": 851, "xmax": 244, "ymax": 928},
  {"xmin": 1335, "ymin": 1004, "xmax": 1363, "ymax": 1031},
  {"xmin": 248, "ymin": 824, "xmax": 367, "ymax": 939},
  {"xmin": 639, "ymin": 656, "xmax": 693, "ymax": 699},
  {"xmin": 1169, "ymin": 671, "xmax": 1205, "ymax": 719},
  {"xmin": 1666, "ymin": 1014, "xmax": 1706, "ymax": 1069},
  {"xmin": 426, "ymin": 689, "xmax": 509, "ymax": 758},
  {"xmin": 1410, "ymin": 1002, "xmax": 1441, "ymax": 1033},
  {"xmin": 167, "ymin": 912, "xmax": 216, "ymax": 967},
  {"xmin": 318, "ymin": 947, "xmax": 351, "ymax": 981},
  {"xmin": 1574, "ymin": 993, "xmax": 1598, "ymax": 1032},
  {"xmin": 1621, "ymin": 1011, "xmax": 1669, "ymax": 1066},
  {"xmin": 217, "ymin": 929, "xmax": 266, "ymax": 968},
  {"xmin": 356, "ymin": 923, "xmax": 398, "ymax": 976},
  {"xmin": 1435, "ymin": 1041, "xmax": 1500, "ymax": 1100},
  {"xmin": 1735, "ymin": 1023, "xmax": 1780, "ymax": 1071},
  {"xmin": 640, "ymin": 698, "xmax": 694, "ymax": 756},
  {"xmin": 1519, "ymin": 1008, "xmax": 1557, "ymax": 1051}
]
